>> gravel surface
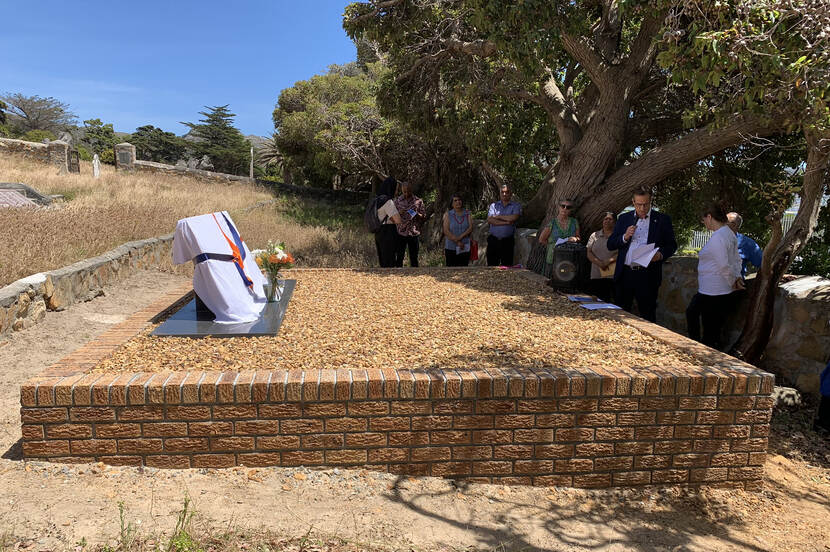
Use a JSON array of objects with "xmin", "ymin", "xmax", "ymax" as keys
[{"xmin": 95, "ymin": 269, "xmax": 699, "ymax": 374}]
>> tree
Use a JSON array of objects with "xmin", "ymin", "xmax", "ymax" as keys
[
  {"xmin": 0, "ymin": 93, "xmax": 77, "ymax": 133},
  {"xmin": 273, "ymin": 64, "xmax": 419, "ymax": 188},
  {"xmin": 20, "ymin": 129, "xmax": 57, "ymax": 143},
  {"xmin": 658, "ymin": 0, "xmax": 830, "ymax": 365},
  {"xmin": 343, "ymin": 1, "xmax": 810, "ymax": 265},
  {"xmin": 130, "ymin": 125, "xmax": 186, "ymax": 164},
  {"xmin": 0, "ymin": 99, "xmax": 6, "ymax": 125},
  {"xmin": 181, "ymin": 105, "xmax": 251, "ymax": 176},
  {"xmin": 81, "ymin": 118, "xmax": 118, "ymax": 155}
]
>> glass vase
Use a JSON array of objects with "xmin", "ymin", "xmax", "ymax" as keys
[{"xmin": 265, "ymin": 272, "xmax": 280, "ymax": 303}]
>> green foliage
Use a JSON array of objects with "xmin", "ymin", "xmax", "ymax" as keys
[
  {"xmin": 117, "ymin": 501, "xmax": 138, "ymax": 551},
  {"xmin": 792, "ymin": 202, "xmax": 830, "ymax": 277},
  {"xmin": 130, "ymin": 124, "xmax": 186, "ymax": 163},
  {"xmin": 99, "ymin": 147, "xmax": 115, "ymax": 165},
  {"xmin": 167, "ymin": 496, "xmax": 204, "ymax": 552},
  {"xmin": 0, "ymin": 92, "xmax": 77, "ymax": 133},
  {"xmin": 273, "ymin": 66, "xmax": 385, "ymax": 186},
  {"xmin": 0, "ymin": 98, "xmax": 6, "ymax": 125},
  {"xmin": 657, "ymin": 136, "xmax": 805, "ymax": 247},
  {"xmin": 20, "ymin": 129, "xmax": 56, "ymax": 143},
  {"xmin": 76, "ymin": 144, "xmax": 92, "ymax": 161},
  {"xmin": 181, "ymin": 105, "xmax": 251, "ymax": 176},
  {"xmin": 82, "ymin": 118, "xmax": 118, "ymax": 155},
  {"xmin": 657, "ymin": 0, "xmax": 830, "ymax": 133}
]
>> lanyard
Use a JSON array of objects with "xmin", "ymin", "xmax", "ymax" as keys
[{"xmin": 212, "ymin": 213, "xmax": 253, "ymax": 288}]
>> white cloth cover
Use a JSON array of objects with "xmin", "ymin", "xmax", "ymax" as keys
[{"xmin": 172, "ymin": 211, "xmax": 267, "ymax": 323}]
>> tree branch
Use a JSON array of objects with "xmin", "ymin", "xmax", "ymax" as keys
[
  {"xmin": 561, "ymin": 33, "xmax": 611, "ymax": 91},
  {"xmin": 622, "ymin": 13, "xmax": 666, "ymax": 87},
  {"xmin": 589, "ymin": 116, "xmax": 784, "ymax": 210},
  {"xmin": 443, "ymin": 38, "xmax": 498, "ymax": 58}
]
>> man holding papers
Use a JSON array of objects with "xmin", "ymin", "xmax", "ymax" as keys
[{"xmin": 607, "ymin": 186, "xmax": 677, "ymax": 322}]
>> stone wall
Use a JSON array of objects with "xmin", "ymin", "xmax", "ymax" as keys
[
  {"xmin": 658, "ymin": 257, "xmax": 830, "ymax": 393},
  {"xmin": 0, "ymin": 137, "xmax": 69, "ymax": 172},
  {"xmin": 0, "ymin": 235, "xmax": 186, "ymax": 337},
  {"xmin": 132, "ymin": 160, "xmax": 256, "ymax": 184}
]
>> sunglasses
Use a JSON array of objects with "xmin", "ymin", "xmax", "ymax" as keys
[{"xmin": 560, "ymin": 204, "xmax": 573, "ymax": 209}]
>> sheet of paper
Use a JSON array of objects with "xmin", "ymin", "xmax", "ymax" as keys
[
  {"xmin": 600, "ymin": 260, "xmax": 616, "ymax": 278},
  {"xmin": 566, "ymin": 294, "xmax": 595, "ymax": 302},
  {"xmin": 579, "ymin": 303, "xmax": 622, "ymax": 310},
  {"xmin": 631, "ymin": 244, "xmax": 658, "ymax": 267},
  {"xmin": 555, "ymin": 238, "xmax": 569, "ymax": 246},
  {"xmin": 456, "ymin": 242, "xmax": 470, "ymax": 254}
]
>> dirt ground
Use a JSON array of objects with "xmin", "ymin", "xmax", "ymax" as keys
[{"xmin": 0, "ymin": 270, "xmax": 828, "ymax": 551}]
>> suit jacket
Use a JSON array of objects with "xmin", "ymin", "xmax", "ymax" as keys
[{"xmin": 607, "ymin": 210, "xmax": 677, "ymax": 283}]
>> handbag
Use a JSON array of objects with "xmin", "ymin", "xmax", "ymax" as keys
[{"xmin": 470, "ymin": 239, "xmax": 479, "ymax": 261}]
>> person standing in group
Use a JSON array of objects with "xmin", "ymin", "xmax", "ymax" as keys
[
  {"xmin": 586, "ymin": 211, "xmax": 618, "ymax": 303},
  {"xmin": 373, "ymin": 177, "xmax": 402, "ymax": 268},
  {"xmin": 393, "ymin": 182, "xmax": 426, "ymax": 267},
  {"xmin": 538, "ymin": 199, "xmax": 581, "ymax": 278},
  {"xmin": 685, "ymin": 203, "xmax": 744, "ymax": 349},
  {"xmin": 486, "ymin": 184, "xmax": 522, "ymax": 266},
  {"xmin": 607, "ymin": 186, "xmax": 677, "ymax": 323},
  {"xmin": 726, "ymin": 212, "xmax": 763, "ymax": 277},
  {"xmin": 443, "ymin": 194, "xmax": 473, "ymax": 266}
]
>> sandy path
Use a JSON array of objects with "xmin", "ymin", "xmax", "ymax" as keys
[{"xmin": 0, "ymin": 270, "xmax": 828, "ymax": 551}]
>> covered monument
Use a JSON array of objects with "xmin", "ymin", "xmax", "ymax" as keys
[{"xmin": 172, "ymin": 211, "xmax": 267, "ymax": 323}]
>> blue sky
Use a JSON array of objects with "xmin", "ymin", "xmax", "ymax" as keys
[{"xmin": 1, "ymin": 1, "xmax": 357, "ymax": 137}]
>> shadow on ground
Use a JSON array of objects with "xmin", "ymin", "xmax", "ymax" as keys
[
  {"xmin": 384, "ymin": 473, "xmax": 768, "ymax": 552},
  {"xmin": 2, "ymin": 438, "xmax": 22, "ymax": 461}
]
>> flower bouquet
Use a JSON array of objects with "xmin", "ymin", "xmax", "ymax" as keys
[{"xmin": 255, "ymin": 241, "xmax": 294, "ymax": 302}]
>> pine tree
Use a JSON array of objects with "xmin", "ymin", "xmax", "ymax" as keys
[{"xmin": 181, "ymin": 105, "xmax": 251, "ymax": 175}]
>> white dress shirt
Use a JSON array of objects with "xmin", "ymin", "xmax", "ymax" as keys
[
  {"xmin": 624, "ymin": 212, "xmax": 652, "ymax": 266},
  {"xmin": 698, "ymin": 226, "xmax": 742, "ymax": 296}
]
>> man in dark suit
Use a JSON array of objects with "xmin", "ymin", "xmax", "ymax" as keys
[{"xmin": 607, "ymin": 186, "xmax": 677, "ymax": 323}]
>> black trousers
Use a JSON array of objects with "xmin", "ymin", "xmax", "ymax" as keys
[
  {"xmin": 615, "ymin": 266, "xmax": 660, "ymax": 322},
  {"xmin": 589, "ymin": 278, "xmax": 615, "ymax": 304},
  {"xmin": 486, "ymin": 234, "xmax": 515, "ymax": 266},
  {"xmin": 395, "ymin": 234, "xmax": 420, "ymax": 267},
  {"xmin": 816, "ymin": 396, "xmax": 830, "ymax": 432},
  {"xmin": 686, "ymin": 292, "xmax": 734, "ymax": 350},
  {"xmin": 445, "ymin": 248, "xmax": 470, "ymax": 267},
  {"xmin": 374, "ymin": 225, "xmax": 398, "ymax": 268}
]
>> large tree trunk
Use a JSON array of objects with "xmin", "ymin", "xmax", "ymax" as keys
[
  {"xmin": 730, "ymin": 131, "xmax": 830, "ymax": 365},
  {"xmin": 523, "ymin": 115, "xmax": 783, "ymax": 273}
]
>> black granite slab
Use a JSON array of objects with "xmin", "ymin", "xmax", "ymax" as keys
[{"xmin": 151, "ymin": 279, "xmax": 296, "ymax": 338}]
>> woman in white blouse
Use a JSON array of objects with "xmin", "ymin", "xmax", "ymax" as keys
[
  {"xmin": 374, "ymin": 177, "xmax": 402, "ymax": 267},
  {"xmin": 686, "ymin": 202, "xmax": 744, "ymax": 349}
]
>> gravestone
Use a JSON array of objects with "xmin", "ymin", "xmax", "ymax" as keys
[
  {"xmin": 0, "ymin": 190, "xmax": 37, "ymax": 207},
  {"xmin": 92, "ymin": 154, "xmax": 100, "ymax": 178},
  {"xmin": 46, "ymin": 140, "xmax": 69, "ymax": 174},
  {"xmin": 114, "ymin": 143, "xmax": 136, "ymax": 171},
  {"xmin": 151, "ymin": 280, "xmax": 295, "ymax": 338},
  {"xmin": 68, "ymin": 149, "xmax": 80, "ymax": 174}
]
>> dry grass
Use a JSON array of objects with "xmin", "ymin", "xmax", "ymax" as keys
[
  {"xmin": 96, "ymin": 269, "xmax": 699, "ymax": 373},
  {"xmin": 0, "ymin": 155, "xmax": 376, "ymax": 286}
]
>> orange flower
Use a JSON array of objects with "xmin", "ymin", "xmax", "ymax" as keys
[
  {"xmin": 268, "ymin": 254, "xmax": 279, "ymax": 264},
  {"xmin": 285, "ymin": 253, "xmax": 295, "ymax": 264},
  {"xmin": 255, "ymin": 256, "xmax": 263, "ymax": 267}
]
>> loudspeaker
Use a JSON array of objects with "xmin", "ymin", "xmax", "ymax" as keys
[{"xmin": 549, "ymin": 243, "xmax": 590, "ymax": 289}]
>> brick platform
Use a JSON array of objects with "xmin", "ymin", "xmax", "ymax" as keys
[{"xmin": 19, "ymin": 273, "xmax": 774, "ymax": 489}]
